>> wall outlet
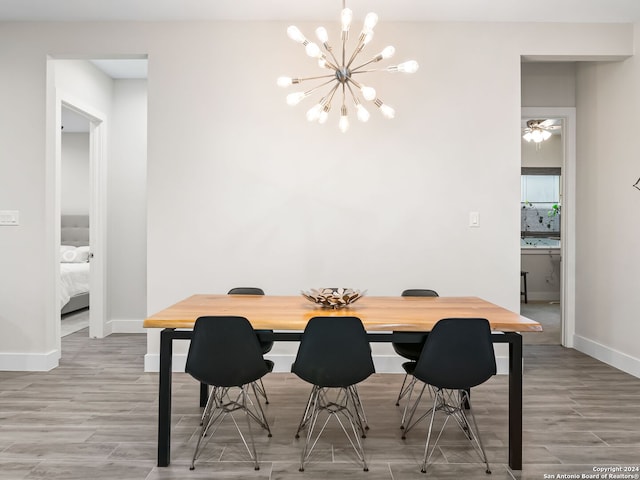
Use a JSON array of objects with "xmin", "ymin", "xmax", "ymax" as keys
[{"xmin": 0, "ymin": 210, "xmax": 19, "ymax": 226}]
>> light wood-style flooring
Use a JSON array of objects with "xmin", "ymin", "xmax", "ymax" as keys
[{"xmin": 1, "ymin": 329, "xmax": 639, "ymax": 479}]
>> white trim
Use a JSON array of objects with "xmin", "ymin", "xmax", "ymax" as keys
[
  {"xmin": 521, "ymin": 107, "xmax": 577, "ymax": 349},
  {"xmin": 574, "ymin": 335, "xmax": 640, "ymax": 379},
  {"xmin": 0, "ymin": 350, "xmax": 59, "ymax": 372},
  {"xmin": 143, "ymin": 352, "xmax": 510, "ymax": 374}
]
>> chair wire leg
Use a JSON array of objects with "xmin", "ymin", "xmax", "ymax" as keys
[
  {"xmin": 191, "ymin": 387, "xmax": 226, "ymax": 470},
  {"xmin": 249, "ymin": 382, "xmax": 272, "ymax": 436},
  {"xmin": 295, "ymin": 388, "xmax": 315, "ymax": 439},
  {"xmin": 299, "ymin": 386, "xmax": 322, "ymax": 471},
  {"xmin": 460, "ymin": 390, "xmax": 491, "ymax": 474},
  {"xmin": 242, "ymin": 387, "xmax": 261, "ymax": 470},
  {"xmin": 348, "ymin": 385, "xmax": 369, "ymax": 435},
  {"xmin": 420, "ymin": 388, "xmax": 442, "ymax": 474},
  {"xmin": 254, "ymin": 378, "xmax": 269, "ymax": 404},
  {"xmin": 395, "ymin": 372, "xmax": 410, "ymax": 406},
  {"xmin": 400, "ymin": 375, "xmax": 417, "ymax": 429},
  {"xmin": 402, "ymin": 383, "xmax": 427, "ymax": 439}
]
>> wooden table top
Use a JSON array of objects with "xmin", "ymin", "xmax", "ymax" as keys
[{"xmin": 144, "ymin": 294, "xmax": 543, "ymax": 332}]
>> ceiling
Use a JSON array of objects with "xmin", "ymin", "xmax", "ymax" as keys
[{"xmin": 2, "ymin": 0, "xmax": 640, "ymax": 23}]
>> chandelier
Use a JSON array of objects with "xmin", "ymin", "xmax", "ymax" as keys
[{"xmin": 277, "ymin": 1, "xmax": 419, "ymax": 132}]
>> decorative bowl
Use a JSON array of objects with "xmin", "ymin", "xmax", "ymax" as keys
[{"xmin": 301, "ymin": 288, "xmax": 366, "ymax": 309}]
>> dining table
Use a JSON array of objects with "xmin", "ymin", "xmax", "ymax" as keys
[{"xmin": 143, "ymin": 294, "xmax": 542, "ymax": 470}]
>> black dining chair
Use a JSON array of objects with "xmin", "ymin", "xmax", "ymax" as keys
[
  {"xmin": 401, "ymin": 318, "xmax": 496, "ymax": 474},
  {"xmin": 393, "ymin": 289, "xmax": 439, "ymax": 414},
  {"xmin": 185, "ymin": 316, "xmax": 273, "ymax": 471},
  {"xmin": 228, "ymin": 287, "xmax": 273, "ymax": 404},
  {"xmin": 292, "ymin": 316, "xmax": 375, "ymax": 472}
]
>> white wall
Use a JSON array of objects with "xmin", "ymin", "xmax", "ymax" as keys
[
  {"xmin": 61, "ymin": 133, "xmax": 90, "ymax": 215},
  {"xmin": 107, "ymin": 79, "xmax": 147, "ymax": 331},
  {"xmin": 0, "ymin": 20, "xmax": 636, "ymax": 373},
  {"xmin": 574, "ymin": 32, "xmax": 640, "ymax": 377}
]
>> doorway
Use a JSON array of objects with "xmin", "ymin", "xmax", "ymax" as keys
[
  {"xmin": 60, "ymin": 105, "xmax": 92, "ymax": 336},
  {"xmin": 520, "ymin": 107, "xmax": 576, "ymax": 348}
]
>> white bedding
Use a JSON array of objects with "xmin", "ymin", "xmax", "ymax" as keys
[{"xmin": 60, "ymin": 263, "xmax": 90, "ymax": 308}]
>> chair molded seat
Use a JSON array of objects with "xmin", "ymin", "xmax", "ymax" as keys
[
  {"xmin": 292, "ymin": 316, "xmax": 375, "ymax": 472},
  {"xmin": 185, "ymin": 316, "xmax": 273, "ymax": 471},
  {"xmin": 402, "ymin": 318, "xmax": 496, "ymax": 474}
]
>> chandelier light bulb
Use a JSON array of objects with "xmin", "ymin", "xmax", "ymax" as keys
[
  {"xmin": 360, "ymin": 85, "xmax": 376, "ymax": 101},
  {"xmin": 305, "ymin": 42, "xmax": 321, "ymax": 58},
  {"xmin": 277, "ymin": 76, "xmax": 293, "ymax": 87},
  {"xmin": 339, "ymin": 111, "xmax": 350, "ymax": 133},
  {"xmin": 286, "ymin": 91, "xmax": 307, "ymax": 106},
  {"xmin": 306, "ymin": 103, "xmax": 323, "ymax": 122},
  {"xmin": 318, "ymin": 109, "xmax": 329, "ymax": 124},
  {"xmin": 381, "ymin": 46, "xmax": 395, "ymax": 59},
  {"xmin": 287, "ymin": 25, "xmax": 306, "ymax": 43},
  {"xmin": 356, "ymin": 104, "xmax": 370, "ymax": 122},
  {"xmin": 341, "ymin": 8, "xmax": 353, "ymax": 32},
  {"xmin": 364, "ymin": 13, "xmax": 379, "ymax": 30},
  {"xmin": 374, "ymin": 99, "xmax": 395, "ymax": 119},
  {"xmin": 316, "ymin": 27, "xmax": 329, "ymax": 44},
  {"xmin": 396, "ymin": 60, "xmax": 419, "ymax": 73}
]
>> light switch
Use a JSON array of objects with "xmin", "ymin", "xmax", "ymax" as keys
[
  {"xmin": 0, "ymin": 210, "xmax": 19, "ymax": 226},
  {"xmin": 469, "ymin": 211, "xmax": 480, "ymax": 227}
]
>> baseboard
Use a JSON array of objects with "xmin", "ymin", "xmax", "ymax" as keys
[
  {"xmin": 574, "ymin": 334, "xmax": 640, "ymax": 379},
  {"xmin": 0, "ymin": 350, "xmax": 59, "ymax": 371},
  {"xmin": 109, "ymin": 319, "xmax": 145, "ymax": 334},
  {"xmin": 144, "ymin": 352, "xmax": 511, "ymax": 374}
]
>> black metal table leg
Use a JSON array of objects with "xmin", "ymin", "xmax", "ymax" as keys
[
  {"xmin": 158, "ymin": 328, "xmax": 174, "ymax": 467},
  {"xmin": 507, "ymin": 332, "xmax": 523, "ymax": 470}
]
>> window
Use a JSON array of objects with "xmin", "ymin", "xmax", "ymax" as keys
[{"xmin": 521, "ymin": 168, "xmax": 561, "ymax": 238}]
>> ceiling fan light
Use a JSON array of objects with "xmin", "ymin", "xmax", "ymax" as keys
[{"xmin": 541, "ymin": 130, "xmax": 552, "ymax": 141}]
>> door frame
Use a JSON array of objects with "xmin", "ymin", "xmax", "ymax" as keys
[
  {"xmin": 521, "ymin": 106, "xmax": 576, "ymax": 348},
  {"xmin": 47, "ymin": 82, "xmax": 108, "ymax": 355}
]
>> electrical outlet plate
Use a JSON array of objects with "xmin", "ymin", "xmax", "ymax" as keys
[{"xmin": 0, "ymin": 210, "xmax": 19, "ymax": 226}]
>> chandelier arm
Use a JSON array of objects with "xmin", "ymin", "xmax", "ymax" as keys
[
  {"xmin": 350, "ymin": 60, "xmax": 379, "ymax": 72},
  {"xmin": 345, "ymin": 38, "xmax": 367, "ymax": 69},
  {"xmin": 321, "ymin": 57, "xmax": 340, "ymax": 72},
  {"xmin": 347, "ymin": 77, "xmax": 364, "ymax": 91},
  {"xmin": 322, "ymin": 44, "xmax": 341, "ymax": 69},
  {"xmin": 326, "ymin": 82, "xmax": 340, "ymax": 105},
  {"xmin": 294, "ymin": 74, "xmax": 339, "ymax": 83},
  {"xmin": 345, "ymin": 82, "xmax": 361, "ymax": 105},
  {"xmin": 303, "ymin": 78, "xmax": 341, "ymax": 97}
]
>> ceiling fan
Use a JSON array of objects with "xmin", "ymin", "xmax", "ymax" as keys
[{"xmin": 522, "ymin": 119, "xmax": 561, "ymax": 143}]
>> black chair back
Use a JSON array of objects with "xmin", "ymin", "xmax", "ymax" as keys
[
  {"xmin": 401, "ymin": 289, "xmax": 439, "ymax": 297},
  {"xmin": 228, "ymin": 287, "xmax": 265, "ymax": 295},
  {"xmin": 292, "ymin": 316, "xmax": 375, "ymax": 388},
  {"xmin": 185, "ymin": 316, "xmax": 269, "ymax": 387},
  {"xmin": 414, "ymin": 318, "xmax": 496, "ymax": 390}
]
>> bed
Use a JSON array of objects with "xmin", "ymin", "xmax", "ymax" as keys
[{"xmin": 60, "ymin": 214, "xmax": 90, "ymax": 314}]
